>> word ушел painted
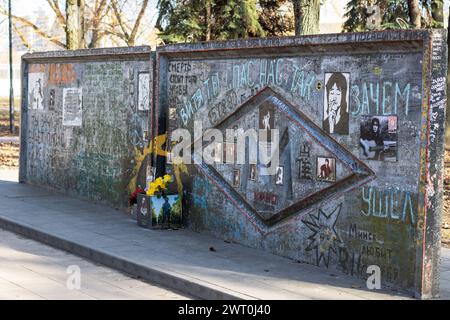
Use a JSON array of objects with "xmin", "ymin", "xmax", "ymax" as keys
[{"xmin": 361, "ymin": 186, "xmax": 416, "ymax": 226}]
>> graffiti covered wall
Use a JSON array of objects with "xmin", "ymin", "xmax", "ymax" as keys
[
  {"xmin": 20, "ymin": 47, "xmax": 154, "ymax": 207},
  {"xmin": 156, "ymin": 30, "xmax": 447, "ymax": 298}
]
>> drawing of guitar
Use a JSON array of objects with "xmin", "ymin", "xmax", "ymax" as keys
[{"xmin": 360, "ymin": 139, "xmax": 397, "ymax": 159}]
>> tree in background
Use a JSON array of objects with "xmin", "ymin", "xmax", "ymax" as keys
[
  {"xmin": 258, "ymin": 0, "xmax": 295, "ymax": 37},
  {"xmin": 156, "ymin": 0, "xmax": 265, "ymax": 43},
  {"xmin": 155, "ymin": 0, "xmax": 206, "ymax": 43},
  {"xmin": 429, "ymin": 0, "xmax": 444, "ymax": 28},
  {"xmin": 343, "ymin": 0, "xmax": 445, "ymax": 32},
  {"xmin": 66, "ymin": 0, "xmax": 86, "ymax": 49},
  {"xmin": 292, "ymin": 0, "xmax": 321, "ymax": 35},
  {"xmin": 0, "ymin": 0, "xmax": 154, "ymax": 50}
]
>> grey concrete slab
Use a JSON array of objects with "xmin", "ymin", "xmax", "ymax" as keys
[
  {"xmin": 0, "ymin": 228, "xmax": 189, "ymax": 300},
  {"xmin": 0, "ymin": 181, "xmax": 444, "ymax": 300}
]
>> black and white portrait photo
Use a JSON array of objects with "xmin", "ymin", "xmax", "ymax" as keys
[
  {"xmin": 259, "ymin": 102, "xmax": 275, "ymax": 142},
  {"xmin": 360, "ymin": 116, "xmax": 398, "ymax": 162},
  {"xmin": 250, "ymin": 164, "xmax": 257, "ymax": 181},
  {"xmin": 323, "ymin": 72, "xmax": 350, "ymax": 135},
  {"xmin": 28, "ymin": 73, "xmax": 45, "ymax": 110},
  {"xmin": 317, "ymin": 157, "xmax": 336, "ymax": 182},
  {"xmin": 275, "ymin": 166, "xmax": 284, "ymax": 185},
  {"xmin": 233, "ymin": 169, "xmax": 241, "ymax": 188}
]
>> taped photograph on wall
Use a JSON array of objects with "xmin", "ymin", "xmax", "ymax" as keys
[
  {"xmin": 317, "ymin": 157, "xmax": 336, "ymax": 182},
  {"xmin": 28, "ymin": 73, "xmax": 45, "ymax": 110},
  {"xmin": 259, "ymin": 102, "xmax": 275, "ymax": 142},
  {"xmin": 233, "ymin": 169, "xmax": 241, "ymax": 188},
  {"xmin": 138, "ymin": 72, "xmax": 150, "ymax": 111},
  {"xmin": 250, "ymin": 164, "xmax": 257, "ymax": 181},
  {"xmin": 360, "ymin": 115, "xmax": 398, "ymax": 162},
  {"xmin": 275, "ymin": 166, "xmax": 284, "ymax": 185},
  {"xmin": 150, "ymin": 194, "xmax": 182, "ymax": 229},
  {"xmin": 323, "ymin": 72, "xmax": 350, "ymax": 135}
]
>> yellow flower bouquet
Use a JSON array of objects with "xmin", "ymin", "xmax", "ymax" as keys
[{"xmin": 146, "ymin": 174, "xmax": 173, "ymax": 197}]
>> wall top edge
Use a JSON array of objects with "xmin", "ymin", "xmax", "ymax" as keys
[
  {"xmin": 157, "ymin": 29, "xmax": 447, "ymax": 55},
  {"xmin": 22, "ymin": 45, "xmax": 153, "ymax": 62}
]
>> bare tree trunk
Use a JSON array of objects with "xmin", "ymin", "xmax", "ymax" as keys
[
  {"xmin": 66, "ymin": 0, "xmax": 86, "ymax": 49},
  {"xmin": 292, "ymin": 0, "xmax": 320, "ymax": 36},
  {"xmin": 89, "ymin": 0, "xmax": 109, "ymax": 48},
  {"xmin": 407, "ymin": 0, "xmax": 421, "ymax": 29},
  {"xmin": 205, "ymin": 0, "xmax": 212, "ymax": 41}
]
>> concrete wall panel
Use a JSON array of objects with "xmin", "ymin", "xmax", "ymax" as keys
[{"xmin": 156, "ymin": 30, "xmax": 447, "ymax": 298}]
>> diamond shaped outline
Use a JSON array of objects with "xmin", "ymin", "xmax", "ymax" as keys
[{"xmin": 193, "ymin": 87, "xmax": 375, "ymax": 228}]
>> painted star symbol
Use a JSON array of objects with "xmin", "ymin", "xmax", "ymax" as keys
[{"xmin": 303, "ymin": 204, "xmax": 342, "ymax": 268}]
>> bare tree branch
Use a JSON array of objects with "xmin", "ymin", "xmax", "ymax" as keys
[
  {"xmin": 110, "ymin": 0, "xmax": 130, "ymax": 40},
  {"xmin": 0, "ymin": 6, "xmax": 66, "ymax": 48},
  {"xmin": 89, "ymin": 0, "xmax": 109, "ymax": 48},
  {"xmin": 12, "ymin": 22, "xmax": 32, "ymax": 50},
  {"xmin": 128, "ymin": 0, "xmax": 148, "ymax": 45},
  {"xmin": 46, "ymin": 0, "xmax": 66, "ymax": 28}
]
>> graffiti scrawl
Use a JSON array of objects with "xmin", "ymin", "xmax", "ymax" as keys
[{"xmin": 303, "ymin": 203, "xmax": 342, "ymax": 267}]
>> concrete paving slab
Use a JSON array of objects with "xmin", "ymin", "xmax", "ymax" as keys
[
  {"xmin": 0, "ymin": 228, "xmax": 190, "ymax": 300},
  {"xmin": 0, "ymin": 180, "xmax": 445, "ymax": 300}
]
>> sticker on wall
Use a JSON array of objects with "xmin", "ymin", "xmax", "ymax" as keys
[
  {"xmin": 275, "ymin": 166, "xmax": 284, "ymax": 185},
  {"xmin": 233, "ymin": 169, "xmax": 241, "ymax": 188},
  {"xmin": 359, "ymin": 115, "xmax": 398, "ymax": 162},
  {"xmin": 49, "ymin": 89, "xmax": 56, "ymax": 110},
  {"xmin": 259, "ymin": 102, "xmax": 275, "ymax": 142},
  {"xmin": 28, "ymin": 73, "xmax": 45, "ymax": 110},
  {"xmin": 317, "ymin": 156, "xmax": 336, "ymax": 183},
  {"xmin": 249, "ymin": 164, "xmax": 257, "ymax": 181},
  {"xmin": 138, "ymin": 72, "xmax": 150, "ymax": 111},
  {"xmin": 62, "ymin": 88, "xmax": 83, "ymax": 126},
  {"xmin": 323, "ymin": 72, "xmax": 350, "ymax": 135}
]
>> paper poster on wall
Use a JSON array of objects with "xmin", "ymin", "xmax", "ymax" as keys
[
  {"xmin": 323, "ymin": 72, "xmax": 350, "ymax": 135},
  {"xmin": 138, "ymin": 72, "xmax": 150, "ymax": 111},
  {"xmin": 63, "ymin": 88, "xmax": 83, "ymax": 126},
  {"xmin": 28, "ymin": 73, "xmax": 45, "ymax": 110}
]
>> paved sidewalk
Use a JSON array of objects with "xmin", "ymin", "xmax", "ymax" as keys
[
  {"xmin": 0, "ymin": 228, "xmax": 189, "ymax": 300},
  {"xmin": 0, "ymin": 179, "xmax": 449, "ymax": 299}
]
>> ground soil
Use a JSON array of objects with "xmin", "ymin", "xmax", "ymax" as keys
[
  {"xmin": 0, "ymin": 109, "xmax": 20, "ymax": 169},
  {"xmin": 0, "ymin": 109, "xmax": 19, "ymax": 137},
  {"xmin": 0, "ymin": 143, "xmax": 19, "ymax": 169}
]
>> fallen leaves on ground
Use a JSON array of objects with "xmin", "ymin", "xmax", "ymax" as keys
[{"xmin": 0, "ymin": 143, "xmax": 19, "ymax": 168}]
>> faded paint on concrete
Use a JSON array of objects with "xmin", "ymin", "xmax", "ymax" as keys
[
  {"xmin": 20, "ymin": 47, "xmax": 153, "ymax": 207},
  {"xmin": 156, "ymin": 30, "xmax": 447, "ymax": 298}
]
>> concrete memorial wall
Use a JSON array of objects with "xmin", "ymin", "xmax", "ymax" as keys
[
  {"xmin": 20, "ymin": 47, "xmax": 154, "ymax": 207},
  {"xmin": 156, "ymin": 30, "xmax": 448, "ymax": 298}
]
